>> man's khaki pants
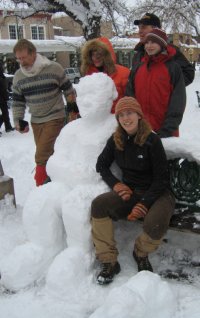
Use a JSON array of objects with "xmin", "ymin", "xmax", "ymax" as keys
[{"xmin": 31, "ymin": 118, "xmax": 65, "ymax": 165}]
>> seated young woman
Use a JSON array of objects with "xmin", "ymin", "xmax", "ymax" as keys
[{"xmin": 91, "ymin": 96, "xmax": 175, "ymax": 285}]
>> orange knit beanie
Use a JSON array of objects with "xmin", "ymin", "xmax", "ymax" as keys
[{"xmin": 115, "ymin": 97, "xmax": 144, "ymax": 118}]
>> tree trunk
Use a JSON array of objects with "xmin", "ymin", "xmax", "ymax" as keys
[{"xmin": 83, "ymin": 16, "xmax": 101, "ymax": 40}]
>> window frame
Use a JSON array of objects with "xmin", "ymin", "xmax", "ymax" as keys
[
  {"xmin": 8, "ymin": 24, "xmax": 24, "ymax": 40},
  {"xmin": 30, "ymin": 25, "xmax": 45, "ymax": 40}
]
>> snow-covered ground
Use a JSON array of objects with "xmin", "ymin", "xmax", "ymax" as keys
[{"xmin": 0, "ymin": 71, "xmax": 200, "ymax": 318}]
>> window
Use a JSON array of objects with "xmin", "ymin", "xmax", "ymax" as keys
[
  {"xmin": 9, "ymin": 25, "xmax": 23, "ymax": 39},
  {"xmin": 31, "ymin": 26, "xmax": 45, "ymax": 40},
  {"xmin": 63, "ymin": 30, "xmax": 71, "ymax": 36}
]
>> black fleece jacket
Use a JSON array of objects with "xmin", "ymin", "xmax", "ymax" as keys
[{"xmin": 96, "ymin": 132, "xmax": 170, "ymax": 209}]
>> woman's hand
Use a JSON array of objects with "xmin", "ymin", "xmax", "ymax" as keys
[
  {"xmin": 113, "ymin": 182, "xmax": 133, "ymax": 201},
  {"xmin": 127, "ymin": 203, "xmax": 148, "ymax": 221}
]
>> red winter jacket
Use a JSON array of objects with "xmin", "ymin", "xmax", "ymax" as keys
[{"xmin": 126, "ymin": 46, "xmax": 186, "ymax": 137}]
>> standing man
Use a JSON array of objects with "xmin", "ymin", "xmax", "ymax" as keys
[
  {"xmin": 127, "ymin": 13, "xmax": 194, "ymax": 87},
  {"xmin": 12, "ymin": 39, "xmax": 76, "ymax": 186}
]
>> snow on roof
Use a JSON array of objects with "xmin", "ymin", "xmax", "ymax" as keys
[
  {"xmin": 0, "ymin": 39, "xmax": 76, "ymax": 54},
  {"xmin": 51, "ymin": 12, "xmax": 67, "ymax": 19},
  {"xmin": 1, "ymin": 35, "xmax": 197, "ymax": 55},
  {"xmin": 179, "ymin": 41, "xmax": 200, "ymax": 49},
  {"xmin": 54, "ymin": 36, "xmax": 86, "ymax": 49},
  {"xmin": 0, "ymin": 36, "xmax": 138, "ymax": 54},
  {"xmin": 111, "ymin": 36, "xmax": 138, "ymax": 50},
  {"xmin": 53, "ymin": 26, "xmax": 63, "ymax": 30},
  {"xmin": 54, "ymin": 35, "xmax": 137, "ymax": 50}
]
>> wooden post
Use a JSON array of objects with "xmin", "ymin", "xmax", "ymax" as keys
[
  {"xmin": 0, "ymin": 160, "xmax": 16, "ymax": 207},
  {"xmin": 0, "ymin": 160, "xmax": 4, "ymax": 176}
]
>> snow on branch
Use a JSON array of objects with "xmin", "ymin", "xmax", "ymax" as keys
[{"xmin": 134, "ymin": 0, "xmax": 200, "ymax": 36}]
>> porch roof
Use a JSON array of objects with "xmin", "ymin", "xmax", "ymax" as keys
[{"xmin": 0, "ymin": 39, "xmax": 76, "ymax": 54}]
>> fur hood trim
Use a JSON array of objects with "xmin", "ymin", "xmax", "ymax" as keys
[{"xmin": 80, "ymin": 37, "xmax": 116, "ymax": 76}]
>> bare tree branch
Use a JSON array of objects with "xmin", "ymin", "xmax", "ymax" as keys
[{"xmin": 134, "ymin": 0, "xmax": 200, "ymax": 36}]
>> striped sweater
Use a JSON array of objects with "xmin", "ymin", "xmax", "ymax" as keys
[{"xmin": 12, "ymin": 54, "xmax": 74, "ymax": 124}]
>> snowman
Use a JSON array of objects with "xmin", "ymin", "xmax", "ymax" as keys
[{"xmin": 0, "ymin": 73, "xmax": 118, "ymax": 291}]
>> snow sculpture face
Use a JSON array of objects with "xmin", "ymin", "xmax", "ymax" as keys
[{"xmin": 76, "ymin": 72, "xmax": 118, "ymax": 118}]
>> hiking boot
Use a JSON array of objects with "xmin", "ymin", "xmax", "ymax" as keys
[
  {"xmin": 133, "ymin": 250, "xmax": 153, "ymax": 272},
  {"xmin": 97, "ymin": 262, "xmax": 121, "ymax": 285}
]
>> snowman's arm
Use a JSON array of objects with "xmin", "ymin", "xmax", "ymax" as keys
[
  {"xmin": 64, "ymin": 88, "xmax": 80, "ymax": 122},
  {"xmin": 96, "ymin": 136, "xmax": 120, "ymax": 189}
]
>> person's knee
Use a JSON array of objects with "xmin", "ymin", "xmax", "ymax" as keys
[
  {"xmin": 144, "ymin": 191, "xmax": 175, "ymax": 240},
  {"xmin": 91, "ymin": 195, "xmax": 107, "ymax": 218},
  {"xmin": 91, "ymin": 191, "xmax": 126, "ymax": 219}
]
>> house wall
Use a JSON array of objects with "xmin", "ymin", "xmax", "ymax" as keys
[
  {"xmin": 172, "ymin": 33, "xmax": 200, "ymax": 63},
  {"xmin": 0, "ymin": 11, "xmax": 54, "ymax": 40},
  {"xmin": 52, "ymin": 15, "xmax": 113, "ymax": 38},
  {"xmin": 56, "ymin": 51, "xmax": 70, "ymax": 68}
]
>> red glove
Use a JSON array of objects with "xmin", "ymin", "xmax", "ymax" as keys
[
  {"xmin": 113, "ymin": 182, "xmax": 133, "ymax": 201},
  {"xmin": 127, "ymin": 203, "xmax": 148, "ymax": 221}
]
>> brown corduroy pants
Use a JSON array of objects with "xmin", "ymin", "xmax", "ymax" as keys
[
  {"xmin": 31, "ymin": 118, "xmax": 65, "ymax": 166},
  {"xmin": 91, "ymin": 190, "xmax": 175, "ymax": 262}
]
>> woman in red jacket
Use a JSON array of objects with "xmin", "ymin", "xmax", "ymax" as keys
[
  {"xmin": 80, "ymin": 37, "xmax": 130, "ymax": 114},
  {"xmin": 126, "ymin": 28, "xmax": 186, "ymax": 137}
]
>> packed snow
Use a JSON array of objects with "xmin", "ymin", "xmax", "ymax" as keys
[{"xmin": 0, "ymin": 71, "xmax": 200, "ymax": 318}]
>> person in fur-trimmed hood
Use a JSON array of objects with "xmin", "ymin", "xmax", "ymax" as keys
[
  {"xmin": 80, "ymin": 37, "xmax": 130, "ymax": 113},
  {"xmin": 12, "ymin": 39, "xmax": 76, "ymax": 186}
]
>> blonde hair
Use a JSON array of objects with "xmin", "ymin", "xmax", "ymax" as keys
[
  {"xmin": 80, "ymin": 39, "xmax": 116, "ymax": 76},
  {"xmin": 113, "ymin": 119, "xmax": 152, "ymax": 150}
]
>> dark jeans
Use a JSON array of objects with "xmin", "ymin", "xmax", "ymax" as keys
[{"xmin": 0, "ymin": 99, "xmax": 11, "ymax": 129}]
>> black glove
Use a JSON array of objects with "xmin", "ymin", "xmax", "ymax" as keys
[{"xmin": 66, "ymin": 101, "xmax": 79, "ymax": 113}]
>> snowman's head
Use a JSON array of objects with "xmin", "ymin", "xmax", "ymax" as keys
[{"xmin": 76, "ymin": 73, "xmax": 118, "ymax": 118}]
